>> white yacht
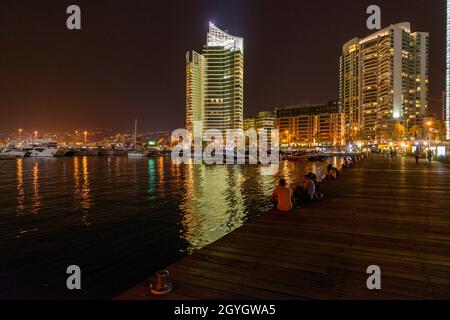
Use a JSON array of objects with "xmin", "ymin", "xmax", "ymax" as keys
[
  {"xmin": 23, "ymin": 142, "xmax": 61, "ymax": 158},
  {"xmin": 1, "ymin": 146, "xmax": 30, "ymax": 158},
  {"xmin": 0, "ymin": 151, "xmax": 17, "ymax": 159},
  {"xmin": 29, "ymin": 146, "xmax": 58, "ymax": 157},
  {"xmin": 24, "ymin": 142, "xmax": 58, "ymax": 157},
  {"xmin": 128, "ymin": 150, "xmax": 148, "ymax": 158}
]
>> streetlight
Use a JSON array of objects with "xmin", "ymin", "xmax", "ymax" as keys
[
  {"xmin": 84, "ymin": 131, "xmax": 88, "ymax": 146},
  {"xmin": 34, "ymin": 131, "xmax": 38, "ymax": 142},
  {"xmin": 18, "ymin": 128, "xmax": 22, "ymax": 141}
]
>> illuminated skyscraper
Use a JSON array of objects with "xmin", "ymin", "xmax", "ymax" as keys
[
  {"xmin": 446, "ymin": 0, "xmax": 450, "ymax": 139},
  {"xmin": 340, "ymin": 23, "xmax": 429, "ymax": 142},
  {"xmin": 340, "ymin": 38, "xmax": 361, "ymax": 139},
  {"xmin": 186, "ymin": 51, "xmax": 205, "ymax": 133},
  {"xmin": 186, "ymin": 23, "xmax": 244, "ymax": 136}
]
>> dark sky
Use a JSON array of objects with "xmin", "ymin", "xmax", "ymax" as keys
[{"xmin": 0, "ymin": 0, "xmax": 445, "ymax": 133}]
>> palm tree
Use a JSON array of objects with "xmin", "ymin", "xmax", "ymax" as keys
[
  {"xmin": 409, "ymin": 125, "xmax": 422, "ymax": 140},
  {"xmin": 436, "ymin": 120, "xmax": 447, "ymax": 141},
  {"xmin": 392, "ymin": 124, "xmax": 406, "ymax": 141}
]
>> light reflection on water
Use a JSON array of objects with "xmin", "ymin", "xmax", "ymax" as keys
[
  {"xmin": 0, "ymin": 156, "xmax": 343, "ymax": 298},
  {"xmin": 16, "ymin": 159, "xmax": 25, "ymax": 216},
  {"xmin": 31, "ymin": 160, "xmax": 41, "ymax": 215}
]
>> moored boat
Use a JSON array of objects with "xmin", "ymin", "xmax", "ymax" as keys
[
  {"xmin": 74, "ymin": 147, "xmax": 99, "ymax": 157},
  {"xmin": 128, "ymin": 150, "xmax": 148, "ymax": 158},
  {"xmin": 1, "ymin": 146, "xmax": 31, "ymax": 158}
]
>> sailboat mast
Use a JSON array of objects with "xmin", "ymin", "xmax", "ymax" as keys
[{"xmin": 134, "ymin": 119, "xmax": 137, "ymax": 147}]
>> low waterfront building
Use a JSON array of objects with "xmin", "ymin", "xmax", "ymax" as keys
[
  {"xmin": 255, "ymin": 111, "xmax": 275, "ymax": 134},
  {"xmin": 243, "ymin": 111, "xmax": 275, "ymax": 145},
  {"xmin": 275, "ymin": 101, "xmax": 346, "ymax": 147},
  {"xmin": 243, "ymin": 118, "xmax": 256, "ymax": 131}
]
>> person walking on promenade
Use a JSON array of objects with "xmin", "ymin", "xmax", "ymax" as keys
[
  {"xmin": 427, "ymin": 149, "xmax": 433, "ymax": 163},
  {"xmin": 414, "ymin": 149, "xmax": 421, "ymax": 164},
  {"xmin": 271, "ymin": 179, "xmax": 293, "ymax": 212}
]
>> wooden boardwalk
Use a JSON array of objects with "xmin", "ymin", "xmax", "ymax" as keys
[{"xmin": 117, "ymin": 156, "xmax": 450, "ymax": 300}]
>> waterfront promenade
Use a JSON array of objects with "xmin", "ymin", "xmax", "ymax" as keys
[{"xmin": 118, "ymin": 156, "xmax": 450, "ymax": 300}]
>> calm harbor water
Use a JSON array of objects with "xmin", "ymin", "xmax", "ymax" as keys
[{"xmin": 0, "ymin": 156, "xmax": 343, "ymax": 299}]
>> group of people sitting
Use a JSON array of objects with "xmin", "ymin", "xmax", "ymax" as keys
[
  {"xmin": 270, "ymin": 165, "xmax": 336, "ymax": 212},
  {"xmin": 270, "ymin": 155, "xmax": 366, "ymax": 212},
  {"xmin": 341, "ymin": 154, "xmax": 364, "ymax": 169}
]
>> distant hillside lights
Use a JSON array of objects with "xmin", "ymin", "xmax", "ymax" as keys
[{"xmin": 171, "ymin": 122, "xmax": 280, "ymax": 176}]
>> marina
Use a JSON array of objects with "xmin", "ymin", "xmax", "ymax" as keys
[{"xmin": 0, "ymin": 0, "xmax": 448, "ymax": 306}]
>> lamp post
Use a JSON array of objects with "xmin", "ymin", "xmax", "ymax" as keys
[
  {"xmin": 34, "ymin": 131, "xmax": 38, "ymax": 143},
  {"xmin": 18, "ymin": 128, "xmax": 22, "ymax": 141},
  {"xmin": 84, "ymin": 131, "xmax": 88, "ymax": 146},
  {"xmin": 284, "ymin": 130, "xmax": 290, "ymax": 146}
]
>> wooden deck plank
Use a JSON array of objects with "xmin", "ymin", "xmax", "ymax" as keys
[{"xmin": 117, "ymin": 156, "xmax": 450, "ymax": 300}]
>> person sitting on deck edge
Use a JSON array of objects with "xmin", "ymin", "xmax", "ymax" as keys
[
  {"xmin": 270, "ymin": 179, "xmax": 293, "ymax": 212},
  {"xmin": 326, "ymin": 164, "xmax": 339, "ymax": 180},
  {"xmin": 293, "ymin": 174, "xmax": 316, "ymax": 205},
  {"xmin": 342, "ymin": 157, "xmax": 350, "ymax": 169},
  {"xmin": 307, "ymin": 172, "xmax": 324, "ymax": 200}
]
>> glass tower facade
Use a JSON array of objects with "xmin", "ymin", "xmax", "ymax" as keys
[
  {"xmin": 186, "ymin": 51, "xmax": 205, "ymax": 134},
  {"xmin": 186, "ymin": 23, "xmax": 244, "ymax": 136}
]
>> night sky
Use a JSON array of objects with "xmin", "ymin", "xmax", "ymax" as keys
[{"xmin": 0, "ymin": 0, "xmax": 445, "ymax": 133}]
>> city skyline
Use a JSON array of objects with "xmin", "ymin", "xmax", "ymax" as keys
[{"xmin": 0, "ymin": 0, "xmax": 446, "ymax": 133}]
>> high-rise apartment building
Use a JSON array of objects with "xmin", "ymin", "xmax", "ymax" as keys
[
  {"xmin": 446, "ymin": 0, "xmax": 450, "ymax": 140},
  {"xmin": 340, "ymin": 23, "xmax": 429, "ymax": 142},
  {"xmin": 186, "ymin": 23, "xmax": 244, "ymax": 136},
  {"xmin": 186, "ymin": 51, "xmax": 205, "ymax": 133},
  {"xmin": 340, "ymin": 38, "xmax": 361, "ymax": 136}
]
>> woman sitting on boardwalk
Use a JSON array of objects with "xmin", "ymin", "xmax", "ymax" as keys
[
  {"xmin": 270, "ymin": 179, "xmax": 293, "ymax": 212},
  {"xmin": 307, "ymin": 172, "xmax": 324, "ymax": 200},
  {"xmin": 293, "ymin": 174, "xmax": 316, "ymax": 205}
]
